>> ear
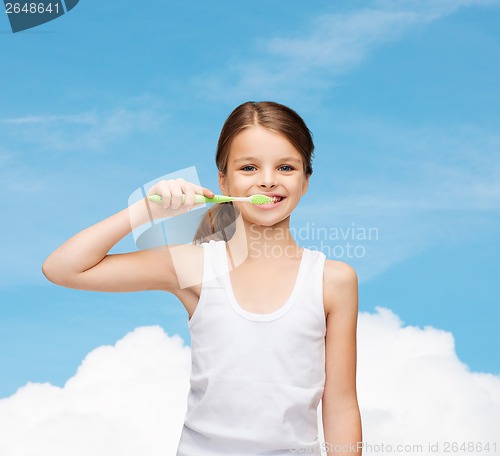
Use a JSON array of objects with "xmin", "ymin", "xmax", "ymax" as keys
[
  {"xmin": 302, "ymin": 173, "xmax": 310, "ymax": 196},
  {"xmin": 218, "ymin": 171, "xmax": 228, "ymax": 196}
]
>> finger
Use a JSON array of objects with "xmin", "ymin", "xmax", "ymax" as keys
[
  {"xmin": 169, "ymin": 183, "xmax": 184, "ymax": 210},
  {"xmin": 148, "ymin": 181, "xmax": 170, "ymax": 209},
  {"xmin": 193, "ymin": 184, "xmax": 214, "ymax": 198},
  {"xmin": 182, "ymin": 182, "xmax": 195, "ymax": 208},
  {"xmin": 156, "ymin": 182, "xmax": 173, "ymax": 210},
  {"xmin": 146, "ymin": 183, "xmax": 160, "ymax": 198}
]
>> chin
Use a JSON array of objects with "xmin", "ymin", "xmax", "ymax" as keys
[{"xmin": 247, "ymin": 215, "xmax": 289, "ymax": 227}]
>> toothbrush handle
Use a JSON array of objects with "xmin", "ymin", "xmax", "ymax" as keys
[{"xmin": 147, "ymin": 194, "xmax": 234, "ymax": 204}]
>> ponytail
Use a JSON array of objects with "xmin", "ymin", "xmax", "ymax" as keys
[{"xmin": 192, "ymin": 202, "xmax": 239, "ymax": 245}]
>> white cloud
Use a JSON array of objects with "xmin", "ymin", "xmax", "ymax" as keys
[
  {"xmin": 0, "ymin": 326, "xmax": 191, "ymax": 456},
  {"xmin": 354, "ymin": 307, "xmax": 500, "ymax": 450},
  {"xmin": 0, "ymin": 94, "xmax": 168, "ymax": 153},
  {"xmin": 265, "ymin": 9, "xmax": 417, "ymax": 70},
  {"xmin": 195, "ymin": 0, "xmax": 500, "ymax": 100},
  {"xmin": 1, "ymin": 309, "xmax": 499, "ymax": 456},
  {"xmin": 0, "ymin": 113, "xmax": 97, "ymax": 125},
  {"xmin": 373, "ymin": 0, "xmax": 500, "ymax": 19}
]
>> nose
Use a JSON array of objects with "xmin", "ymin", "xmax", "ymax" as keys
[{"xmin": 257, "ymin": 168, "xmax": 278, "ymax": 189}]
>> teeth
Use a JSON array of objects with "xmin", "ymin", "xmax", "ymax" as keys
[{"xmin": 261, "ymin": 196, "xmax": 284, "ymax": 205}]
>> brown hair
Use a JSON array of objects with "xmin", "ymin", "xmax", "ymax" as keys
[{"xmin": 192, "ymin": 101, "xmax": 315, "ymax": 245}]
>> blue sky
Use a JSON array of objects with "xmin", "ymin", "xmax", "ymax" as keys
[{"xmin": 0, "ymin": 0, "xmax": 499, "ymax": 400}]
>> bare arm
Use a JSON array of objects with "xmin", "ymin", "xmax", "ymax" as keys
[
  {"xmin": 41, "ymin": 179, "xmax": 214, "ymax": 292},
  {"xmin": 322, "ymin": 261, "xmax": 363, "ymax": 455}
]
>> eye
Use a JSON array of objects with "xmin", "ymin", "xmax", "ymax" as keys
[{"xmin": 240, "ymin": 164, "xmax": 295, "ymax": 172}]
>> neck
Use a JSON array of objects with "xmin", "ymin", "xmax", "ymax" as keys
[{"xmin": 226, "ymin": 210, "xmax": 302, "ymax": 266}]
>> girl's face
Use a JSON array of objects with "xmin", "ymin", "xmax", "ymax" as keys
[{"xmin": 219, "ymin": 125, "xmax": 309, "ymax": 227}]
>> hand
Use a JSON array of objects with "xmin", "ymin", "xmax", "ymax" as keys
[{"xmin": 145, "ymin": 178, "xmax": 215, "ymax": 220}]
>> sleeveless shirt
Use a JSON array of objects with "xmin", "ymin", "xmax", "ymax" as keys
[{"xmin": 176, "ymin": 239, "xmax": 327, "ymax": 455}]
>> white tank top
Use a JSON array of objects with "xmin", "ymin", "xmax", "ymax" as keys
[{"xmin": 176, "ymin": 239, "xmax": 327, "ymax": 455}]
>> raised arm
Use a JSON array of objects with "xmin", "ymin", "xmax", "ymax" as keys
[
  {"xmin": 41, "ymin": 179, "xmax": 214, "ymax": 293},
  {"xmin": 322, "ymin": 260, "xmax": 363, "ymax": 455}
]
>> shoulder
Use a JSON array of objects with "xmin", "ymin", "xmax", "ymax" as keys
[
  {"xmin": 323, "ymin": 258, "xmax": 357, "ymax": 282},
  {"xmin": 323, "ymin": 259, "xmax": 358, "ymax": 317}
]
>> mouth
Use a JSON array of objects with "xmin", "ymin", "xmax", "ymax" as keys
[{"xmin": 256, "ymin": 194, "xmax": 287, "ymax": 208}]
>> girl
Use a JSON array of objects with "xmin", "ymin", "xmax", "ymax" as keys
[{"xmin": 42, "ymin": 101, "xmax": 362, "ymax": 455}]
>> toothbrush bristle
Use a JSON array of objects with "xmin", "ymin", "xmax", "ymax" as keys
[{"xmin": 250, "ymin": 194, "xmax": 273, "ymax": 205}]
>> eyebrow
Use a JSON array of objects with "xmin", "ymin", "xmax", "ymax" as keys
[{"xmin": 233, "ymin": 156, "xmax": 302, "ymax": 164}]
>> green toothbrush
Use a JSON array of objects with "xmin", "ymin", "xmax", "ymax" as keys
[{"xmin": 147, "ymin": 194, "xmax": 274, "ymax": 205}]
